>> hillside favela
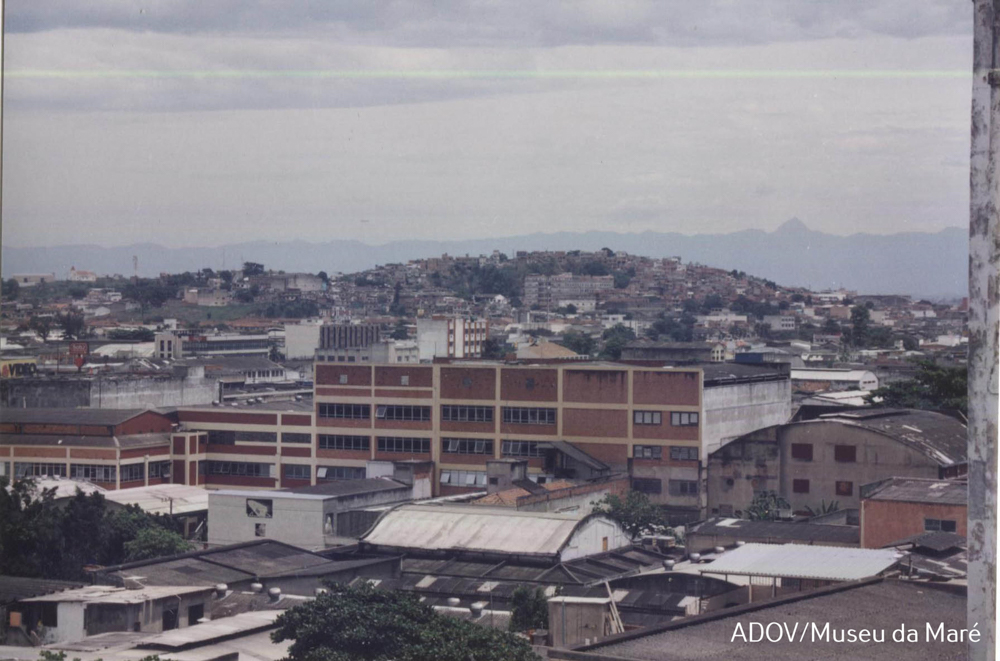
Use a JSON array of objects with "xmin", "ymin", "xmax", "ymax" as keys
[{"xmin": 0, "ymin": 242, "xmax": 976, "ymax": 660}]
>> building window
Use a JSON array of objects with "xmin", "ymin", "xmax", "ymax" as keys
[
  {"xmin": 377, "ymin": 437, "xmax": 431, "ymax": 454},
  {"xmin": 206, "ymin": 461, "xmax": 274, "ymax": 477},
  {"xmin": 442, "ymin": 438, "xmax": 494, "ymax": 455},
  {"xmin": 502, "ymin": 407, "xmax": 556, "ymax": 425},
  {"xmin": 318, "ymin": 435, "xmax": 370, "ymax": 451},
  {"xmin": 633, "ymin": 411, "xmax": 662, "ymax": 425},
  {"xmin": 120, "ymin": 464, "xmax": 145, "ymax": 483},
  {"xmin": 634, "ymin": 445, "xmax": 662, "ymax": 460},
  {"xmin": 317, "ymin": 465, "xmax": 366, "ymax": 481},
  {"xmin": 284, "ymin": 464, "xmax": 311, "ymax": 480},
  {"xmin": 442, "ymin": 405, "xmax": 495, "ymax": 423},
  {"xmin": 207, "ymin": 430, "xmax": 236, "ymax": 445},
  {"xmin": 834, "ymin": 445, "xmax": 857, "ymax": 463},
  {"xmin": 501, "ymin": 440, "xmax": 544, "ymax": 457},
  {"xmin": 70, "ymin": 464, "xmax": 116, "ymax": 482},
  {"xmin": 339, "ymin": 374, "xmax": 348, "ymax": 384},
  {"xmin": 792, "ymin": 479, "xmax": 810, "ymax": 493},
  {"xmin": 439, "ymin": 470, "xmax": 487, "ymax": 486},
  {"xmin": 835, "ymin": 481, "xmax": 853, "ymax": 497},
  {"xmin": 14, "ymin": 462, "xmax": 67, "ymax": 478},
  {"xmin": 318, "ymin": 403, "xmax": 371, "ymax": 419},
  {"xmin": 148, "ymin": 461, "xmax": 171, "ymax": 479},
  {"xmin": 400, "ymin": 375, "xmax": 410, "ymax": 386},
  {"xmin": 925, "ymin": 518, "xmax": 958, "ymax": 533},
  {"xmin": 282, "ymin": 433, "xmax": 312, "ymax": 444},
  {"xmin": 670, "ymin": 412, "xmax": 699, "ymax": 427},
  {"xmin": 255, "ymin": 523, "xmax": 266, "ymax": 537},
  {"xmin": 667, "ymin": 480, "xmax": 698, "ymax": 496},
  {"xmin": 669, "ymin": 446, "xmax": 699, "ymax": 462},
  {"xmin": 375, "ymin": 405, "xmax": 431, "ymax": 421},
  {"xmin": 40, "ymin": 603, "xmax": 58, "ymax": 627},
  {"xmin": 790, "ymin": 443, "xmax": 813, "ymax": 461},
  {"xmin": 633, "ymin": 478, "xmax": 663, "ymax": 494}
]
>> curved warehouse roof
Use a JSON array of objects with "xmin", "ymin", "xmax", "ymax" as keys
[{"xmin": 360, "ymin": 504, "xmax": 622, "ymax": 559}]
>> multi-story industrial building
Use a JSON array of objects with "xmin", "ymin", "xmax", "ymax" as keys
[
  {"xmin": 154, "ymin": 331, "xmax": 271, "ymax": 360},
  {"xmin": 2, "ymin": 361, "xmax": 790, "ymax": 522},
  {"xmin": 523, "ymin": 274, "xmax": 615, "ymax": 309}
]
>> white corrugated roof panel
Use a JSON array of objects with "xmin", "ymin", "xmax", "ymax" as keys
[
  {"xmin": 104, "ymin": 483, "xmax": 210, "ymax": 515},
  {"xmin": 698, "ymin": 543, "xmax": 903, "ymax": 582},
  {"xmin": 361, "ymin": 504, "xmax": 591, "ymax": 557}
]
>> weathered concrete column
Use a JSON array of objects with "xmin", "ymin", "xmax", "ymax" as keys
[{"xmin": 968, "ymin": 1, "xmax": 999, "ymax": 660}]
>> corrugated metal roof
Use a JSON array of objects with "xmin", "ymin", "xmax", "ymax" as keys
[
  {"xmin": 0, "ymin": 408, "xmax": 154, "ymax": 426},
  {"xmin": 698, "ymin": 543, "xmax": 902, "ymax": 581},
  {"xmin": 0, "ymin": 576, "xmax": 85, "ymax": 605},
  {"xmin": 690, "ymin": 518, "xmax": 860, "ymax": 546},
  {"xmin": 361, "ymin": 504, "xmax": 599, "ymax": 557},
  {"xmin": 866, "ymin": 477, "xmax": 967, "ymax": 505},
  {"xmin": 104, "ymin": 484, "xmax": 210, "ymax": 515}
]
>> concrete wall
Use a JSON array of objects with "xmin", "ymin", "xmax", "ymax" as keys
[
  {"xmin": 702, "ymin": 380, "xmax": 791, "ymax": 456},
  {"xmin": 2, "ymin": 375, "xmax": 218, "ymax": 409},
  {"xmin": 285, "ymin": 324, "xmax": 322, "ymax": 360},
  {"xmin": 209, "ymin": 487, "xmax": 412, "ymax": 548},
  {"xmin": 861, "ymin": 499, "xmax": 968, "ymax": 549},
  {"xmin": 560, "ymin": 516, "xmax": 630, "ymax": 562},
  {"xmin": 209, "ymin": 493, "xmax": 327, "ymax": 548},
  {"xmin": 707, "ymin": 422, "xmax": 950, "ymax": 516}
]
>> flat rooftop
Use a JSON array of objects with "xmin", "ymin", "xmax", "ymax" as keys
[{"xmin": 573, "ymin": 580, "xmax": 966, "ymax": 661}]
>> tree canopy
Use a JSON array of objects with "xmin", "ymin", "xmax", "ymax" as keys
[
  {"xmin": 271, "ymin": 582, "xmax": 539, "ymax": 661},
  {"xmin": 866, "ymin": 359, "xmax": 968, "ymax": 415},
  {"xmin": 0, "ymin": 478, "xmax": 192, "ymax": 580},
  {"xmin": 591, "ymin": 490, "xmax": 668, "ymax": 540}
]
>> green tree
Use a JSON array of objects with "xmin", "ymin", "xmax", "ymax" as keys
[
  {"xmin": 271, "ymin": 582, "xmax": 539, "ymax": 661},
  {"xmin": 592, "ymin": 490, "xmax": 668, "ymax": 540},
  {"xmin": 509, "ymin": 585, "xmax": 549, "ymax": 633},
  {"xmin": 390, "ymin": 318, "xmax": 410, "ymax": 340},
  {"xmin": 745, "ymin": 491, "xmax": 789, "ymax": 521},
  {"xmin": 124, "ymin": 527, "xmax": 193, "ymax": 562},
  {"xmin": 481, "ymin": 337, "xmax": 508, "ymax": 360},
  {"xmin": 2, "ymin": 278, "xmax": 20, "ymax": 301},
  {"xmin": 822, "ymin": 317, "xmax": 841, "ymax": 335},
  {"xmin": 242, "ymin": 262, "xmax": 266, "ymax": 277},
  {"xmin": 317, "ymin": 271, "xmax": 329, "ymax": 285},
  {"xmin": 850, "ymin": 305, "xmax": 871, "ymax": 347},
  {"xmin": 58, "ymin": 312, "xmax": 87, "ymax": 340},
  {"xmin": 600, "ymin": 324, "xmax": 636, "ymax": 361},
  {"xmin": 866, "ymin": 359, "xmax": 968, "ymax": 415},
  {"xmin": 560, "ymin": 330, "xmax": 595, "ymax": 356},
  {"xmin": 29, "ymin": 316, "xmax": 53, "ymax": 341}
]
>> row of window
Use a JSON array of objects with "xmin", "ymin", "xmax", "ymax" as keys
[
  {"xmin": 15, "ymin": 461, "xmax": 171, "ymax": 482},
  {"xmin": 442, "ymin": 438, "xmax": 494, "ymax": 455},
  {"xmin": 792, "ymin": 479, "xmax": 855, "ymax": 496},
  {"xmin": 284, "ymin": 464, "xmax": 311, "ymax": 480},
  {"xmin": 208, "ymin": 430, "xmax": 279, "ymax": 444},
  {"xmin": 317, "ymin": 465, "xmax": 366, "ymax": 481},
  {"xmin": 317, "ymin": 403, "xmax": 699, "ymax": 429},
  {"xmin": 790, "ymin": 443, "xmax": 857, "ymax": 463},
  {"xmin": 205, "ymin": 461, "xmax": 275, "ymax": 477},
  {"xmin": 633, "ymin": 411, "xmax": 700, "ymax": 427},
  {"xmin": 441, "ymin": 405, "xmax": 494, "ymax": 423},
  {"xmin": 633, "ymin": 445, "xmax": 699, "ymax": 461},
  {"xmin": 632, "ymin": 478, "xmax": 699, "ymax": 496},
  {"xmin": 440, "ymin": 470, "xmax": 488, "ymax": 486}
]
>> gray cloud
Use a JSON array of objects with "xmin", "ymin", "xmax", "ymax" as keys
[{"xmin": 6, "ymin": 1, "xmax": 970, "ymax": 46}]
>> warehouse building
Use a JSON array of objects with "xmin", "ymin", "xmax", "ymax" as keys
[{"xmin": 706, "ymin": 409, "xmax": 966, "ymax": 517}]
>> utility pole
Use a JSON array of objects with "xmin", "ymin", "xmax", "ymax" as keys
[{"xmin": 968, "ymin": 1, "xmax": 999, "ymax": 660}]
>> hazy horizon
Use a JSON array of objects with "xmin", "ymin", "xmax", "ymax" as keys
[{"xmin": 2, "ymin": 1, "xmax": 975, "ymax": 249}]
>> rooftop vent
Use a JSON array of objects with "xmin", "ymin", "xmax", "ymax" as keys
[
  {"xmin": 250, "ymin": 582, "xmax": 264, "ymax": 593},
  {"xmin": 215, "ymin": 583, "xmax": 228, "ymax": 598},
  {"xmin": 268, "ymin": 587, "xmax": 282, "ymax": 602},
  {"xmin": 446, "ymin": 597, "xmax": 461, "ymax": 607}
]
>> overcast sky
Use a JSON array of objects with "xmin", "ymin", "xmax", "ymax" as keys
[{"xmin": 2, "ymin": 1, "xmax": 974, "ymax": 249}]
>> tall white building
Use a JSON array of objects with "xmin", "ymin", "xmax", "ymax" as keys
[{"xmin": 416, "ymin": 317, "xmax": 489, "ymax": 360}]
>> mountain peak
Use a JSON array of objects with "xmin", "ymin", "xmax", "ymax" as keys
[{"xmin": 775, "ymin": 217, "xmax": 810, "ymax": 234}]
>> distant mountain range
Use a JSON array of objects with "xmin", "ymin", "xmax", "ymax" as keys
[{"xmin": 1, "ymin": 219, "xmax": 968, "ymax": 298}]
